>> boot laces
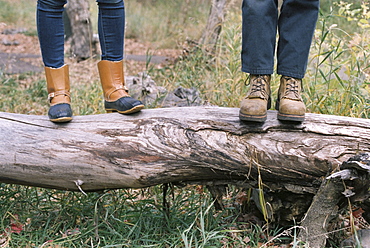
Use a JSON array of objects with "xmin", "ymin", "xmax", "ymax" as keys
[
  {"xmin": 283, "ymin": 76, "xmax": 302, "ymax": 100},
  {"xmin": 247, "ymin": 75, "xmax": 269, "ymax": 99}
]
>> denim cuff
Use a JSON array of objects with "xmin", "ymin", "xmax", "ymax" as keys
[{"xmin": 241, "ymin": 66, "xmax": 273, "ymax": 76}]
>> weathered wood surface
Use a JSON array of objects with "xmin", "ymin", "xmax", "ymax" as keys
[
  {"xmin": 0, "ymin": 107, "xmax": 369, "ymax": 193},
  {"xmin": 297, "ymin": 177, "xmax": 344, "ymax": 247},
  {"xmin": 298, "ymin": 153, "xmax": 370, "ymax": 247}
]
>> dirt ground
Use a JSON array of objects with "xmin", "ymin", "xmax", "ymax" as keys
[{"xmin": 0, "ymin": 22, "xmax": 181, "ymax": 85}]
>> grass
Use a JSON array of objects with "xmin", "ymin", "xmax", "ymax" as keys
[
  {"xmin": 124, "ymin": 0, "xmax": 211, "ymax": 49},
  {"xmin": 305, "ymin": 1, "xmax": 370, "ymax": 118},
  {"xmin": 0, "ymin": 0, "xmax": 36, "ymax": 29},
  {"xmin": 0, "ymin": 0, "xmax": 369, "ymax": 247},
  {"xmin": 0, "ymin": 184, "xmax": 277, "ymax": 247}
]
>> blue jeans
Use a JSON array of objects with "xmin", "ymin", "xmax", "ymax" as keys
[
  {"xmin": 37, "ymin": 0, "xmax": 125, "ymax": 68},
  {"xmin": 241, "ymin": 0, "xmax": 319, "ymax": 79}
]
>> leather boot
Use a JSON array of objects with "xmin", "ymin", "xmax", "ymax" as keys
[
  {"xmin": 239, "ymin": 75, "xmax": 271, "ymax": 122},
  {"xmin": 45, "ymin": 65, "xmax": 73, "ymax": 123},
  {"xmin": 275, "ymin": 76, "xmax": 306, "ymax": 122},
  {"xmin": 98, "ymin": 60, "xmax": 144, "ymax": 114}
]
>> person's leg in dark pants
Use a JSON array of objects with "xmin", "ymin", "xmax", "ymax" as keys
[
  {"xmin": 239, "ymin": 0, "xmax": 278, "ymax": 122},
  {"xmin": 37, "ymin": 0, "xmax": 72, "ymax": 122},
  {"xmin": 275, "ymin": 0, "xmax": 319, "ymax": 121},
  {"xmin": 239, "ymin": 0, "xmax": 319, "ymax": 122},
  {"xmin": 96, "ymin": 0, "xmax": 144, "ymax": 114}
]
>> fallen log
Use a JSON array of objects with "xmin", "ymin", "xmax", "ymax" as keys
[
  {"xmin": 1, "ymin": 107, "xmax": 369, "ymax": 246},
  {"xmin": 0, "ymin": 107, "xmax": 369, "ymax": 192}
]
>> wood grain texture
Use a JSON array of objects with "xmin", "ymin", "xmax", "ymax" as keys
[{"xmin": 0, "ymin": 107, "xmax": 369, "ymax": 192}]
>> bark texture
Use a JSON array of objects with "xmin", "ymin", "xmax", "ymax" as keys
[
  {"xmin": 299, "ymin": 153, "xmax": 370, "ymax": 247},
  {"xmin": 1, "ymin": 107, "xmax": 369, "ymax": 246},
  {"xmin": 0, "ymin": 107, "xmax": 369, "ymax": 192}
]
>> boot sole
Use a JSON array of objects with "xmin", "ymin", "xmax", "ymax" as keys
[
  {"xmin": 50, "ymin": 116, "xmax": 73, "ymax": 123},
  {"xmin": 239, "ymin": 112, "xmax": 267, "ymax": 123},
  {"xmin": 106, "ymin": 104, "xmax": 144, "ymax": 114},
  {"xmin": 277, "ymin": 112, "xmax": 305, "ymax": 122}
]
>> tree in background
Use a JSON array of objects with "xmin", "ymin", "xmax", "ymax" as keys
[{"xmin": 64, "ymin": 0, "xmax": 95, "ymax": 61}]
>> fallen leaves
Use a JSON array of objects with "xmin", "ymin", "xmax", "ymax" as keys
[{"xmin": 0, "ymin": 214, "xmax": 24, "ymax": 248}]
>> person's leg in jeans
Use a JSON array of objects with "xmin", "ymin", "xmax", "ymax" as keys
[
  {"xmin": 277, "ymin": 0, "xmax": 320, "ymax": 78},
  {"xmin": 241, "ymin": 0, "xmax": 278, "ymax": 75},
  {"xmin": 239, "ymin": 0, "xmax": 278, "ymax": 122},
  {"xmin": 275, "ymin": 0, "xmax": 319, "ymax": 121},
  {"xmin": 37, "ymin": 0, "xmax": 72, "ymax": 123},
  {"xmin": 239, "ymin": 0, "xmax": 319, "ymax": 122},
  {"xmin": 96, "ymin": 0, "xmax": 144, "ymax": 114}
]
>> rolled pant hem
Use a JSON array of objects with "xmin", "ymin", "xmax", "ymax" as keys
[
  {"xmin": 241, "ymin": 67, "xmax": 273, "ymax": 75},
  {"xmin": 277, "ymin": 70, "xmax": 304, "ymax": 79}
]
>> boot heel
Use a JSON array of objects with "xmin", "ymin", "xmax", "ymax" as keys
[{"xmin": 106, "ymin": 109, "xmax": 114, "ymax": 113}]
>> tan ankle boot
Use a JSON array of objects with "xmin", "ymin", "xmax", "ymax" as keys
[
  {"xmin": 45, "ymin": 65, "xmax": 73, "ymax": 122},
  {"xmin": 239, "ymin": 74, "xmax": 271, "ymax": 122},
  {"xmin": 98, "ymin": 60, "xmax": 144, "ymax": 114},
  {"xmin": 276, "ymin": 76, "xmax": 305, "ymax": 122}
]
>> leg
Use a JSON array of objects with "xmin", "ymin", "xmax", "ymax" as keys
[
  {"xmin": 37, "ymin": 0, "xmax": 72, "ymax": 122},
  {"xmin": 241, "ymin": 0, "xmax": 279, "ymax": 75},
  {"xmin": 37, "ymin": 0, "xmax": 66, "ymax": 68},
  {"xmin": 275, "ymin": 0, "xmax": 320, "ymax": 122},
  {"xmin": 97, "ymin": 0, "xmax": 125, "ymax": 61},
  {"xmin": 96, "ymin": 0, "xmax": 144, "ymax": 114},
  {"xmin": 239, "ymin": 0, "xmax": 278, "ymax": 122},
  {"xmin": 277, "ymin": 0, "xmax": 320, "ymax": 78}
]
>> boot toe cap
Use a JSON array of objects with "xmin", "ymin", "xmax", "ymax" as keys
[
  {"xmin": 277, "ymin": 99, "xmax": 306, "ymax": 122},
  {"xmin": 279, "ymin": 100, "xmax": 306, "ymax": 116},
  {"xmin": 105, "ymin": 97, "xmax": 144, "ymax": 114},
  {"xmin": 48, "ymin": 103, "xmax": 73, "ymax": 122},
  {"xmin": 240, "ymin": 99, "xmax": 268, "ymax": 116}
]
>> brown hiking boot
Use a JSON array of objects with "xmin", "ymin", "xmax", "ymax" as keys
[
  {"xmin": 239, "ymin": 74, "xmax": 271, "ymax": 122},
  {"xmin": 276, "ymin": 76, "xmax": 305, "ymax": 122}
]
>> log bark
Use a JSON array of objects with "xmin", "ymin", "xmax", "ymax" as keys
[
  {"xmin": 1, "ymin": 107, "xmax": 369, "ymax": 245},
  {"xmin": 298, "ymin": 153, "xmax": 370, "ymax": 247},
  {"xmin": 297, "ymin": 177, "xmax": 344, "ymax": 247},
  {"xmin": 0, "ymin": 107, "xmax": 369, "ymax": 192}
]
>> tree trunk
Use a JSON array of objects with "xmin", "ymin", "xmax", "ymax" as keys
[
  {"xmin": 199, "ymin": 0, "xmax": 228, "ymax": 52},
  {"xmin": 64, "ymin": 0, "xmax": 94, "ymax": 61}
]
